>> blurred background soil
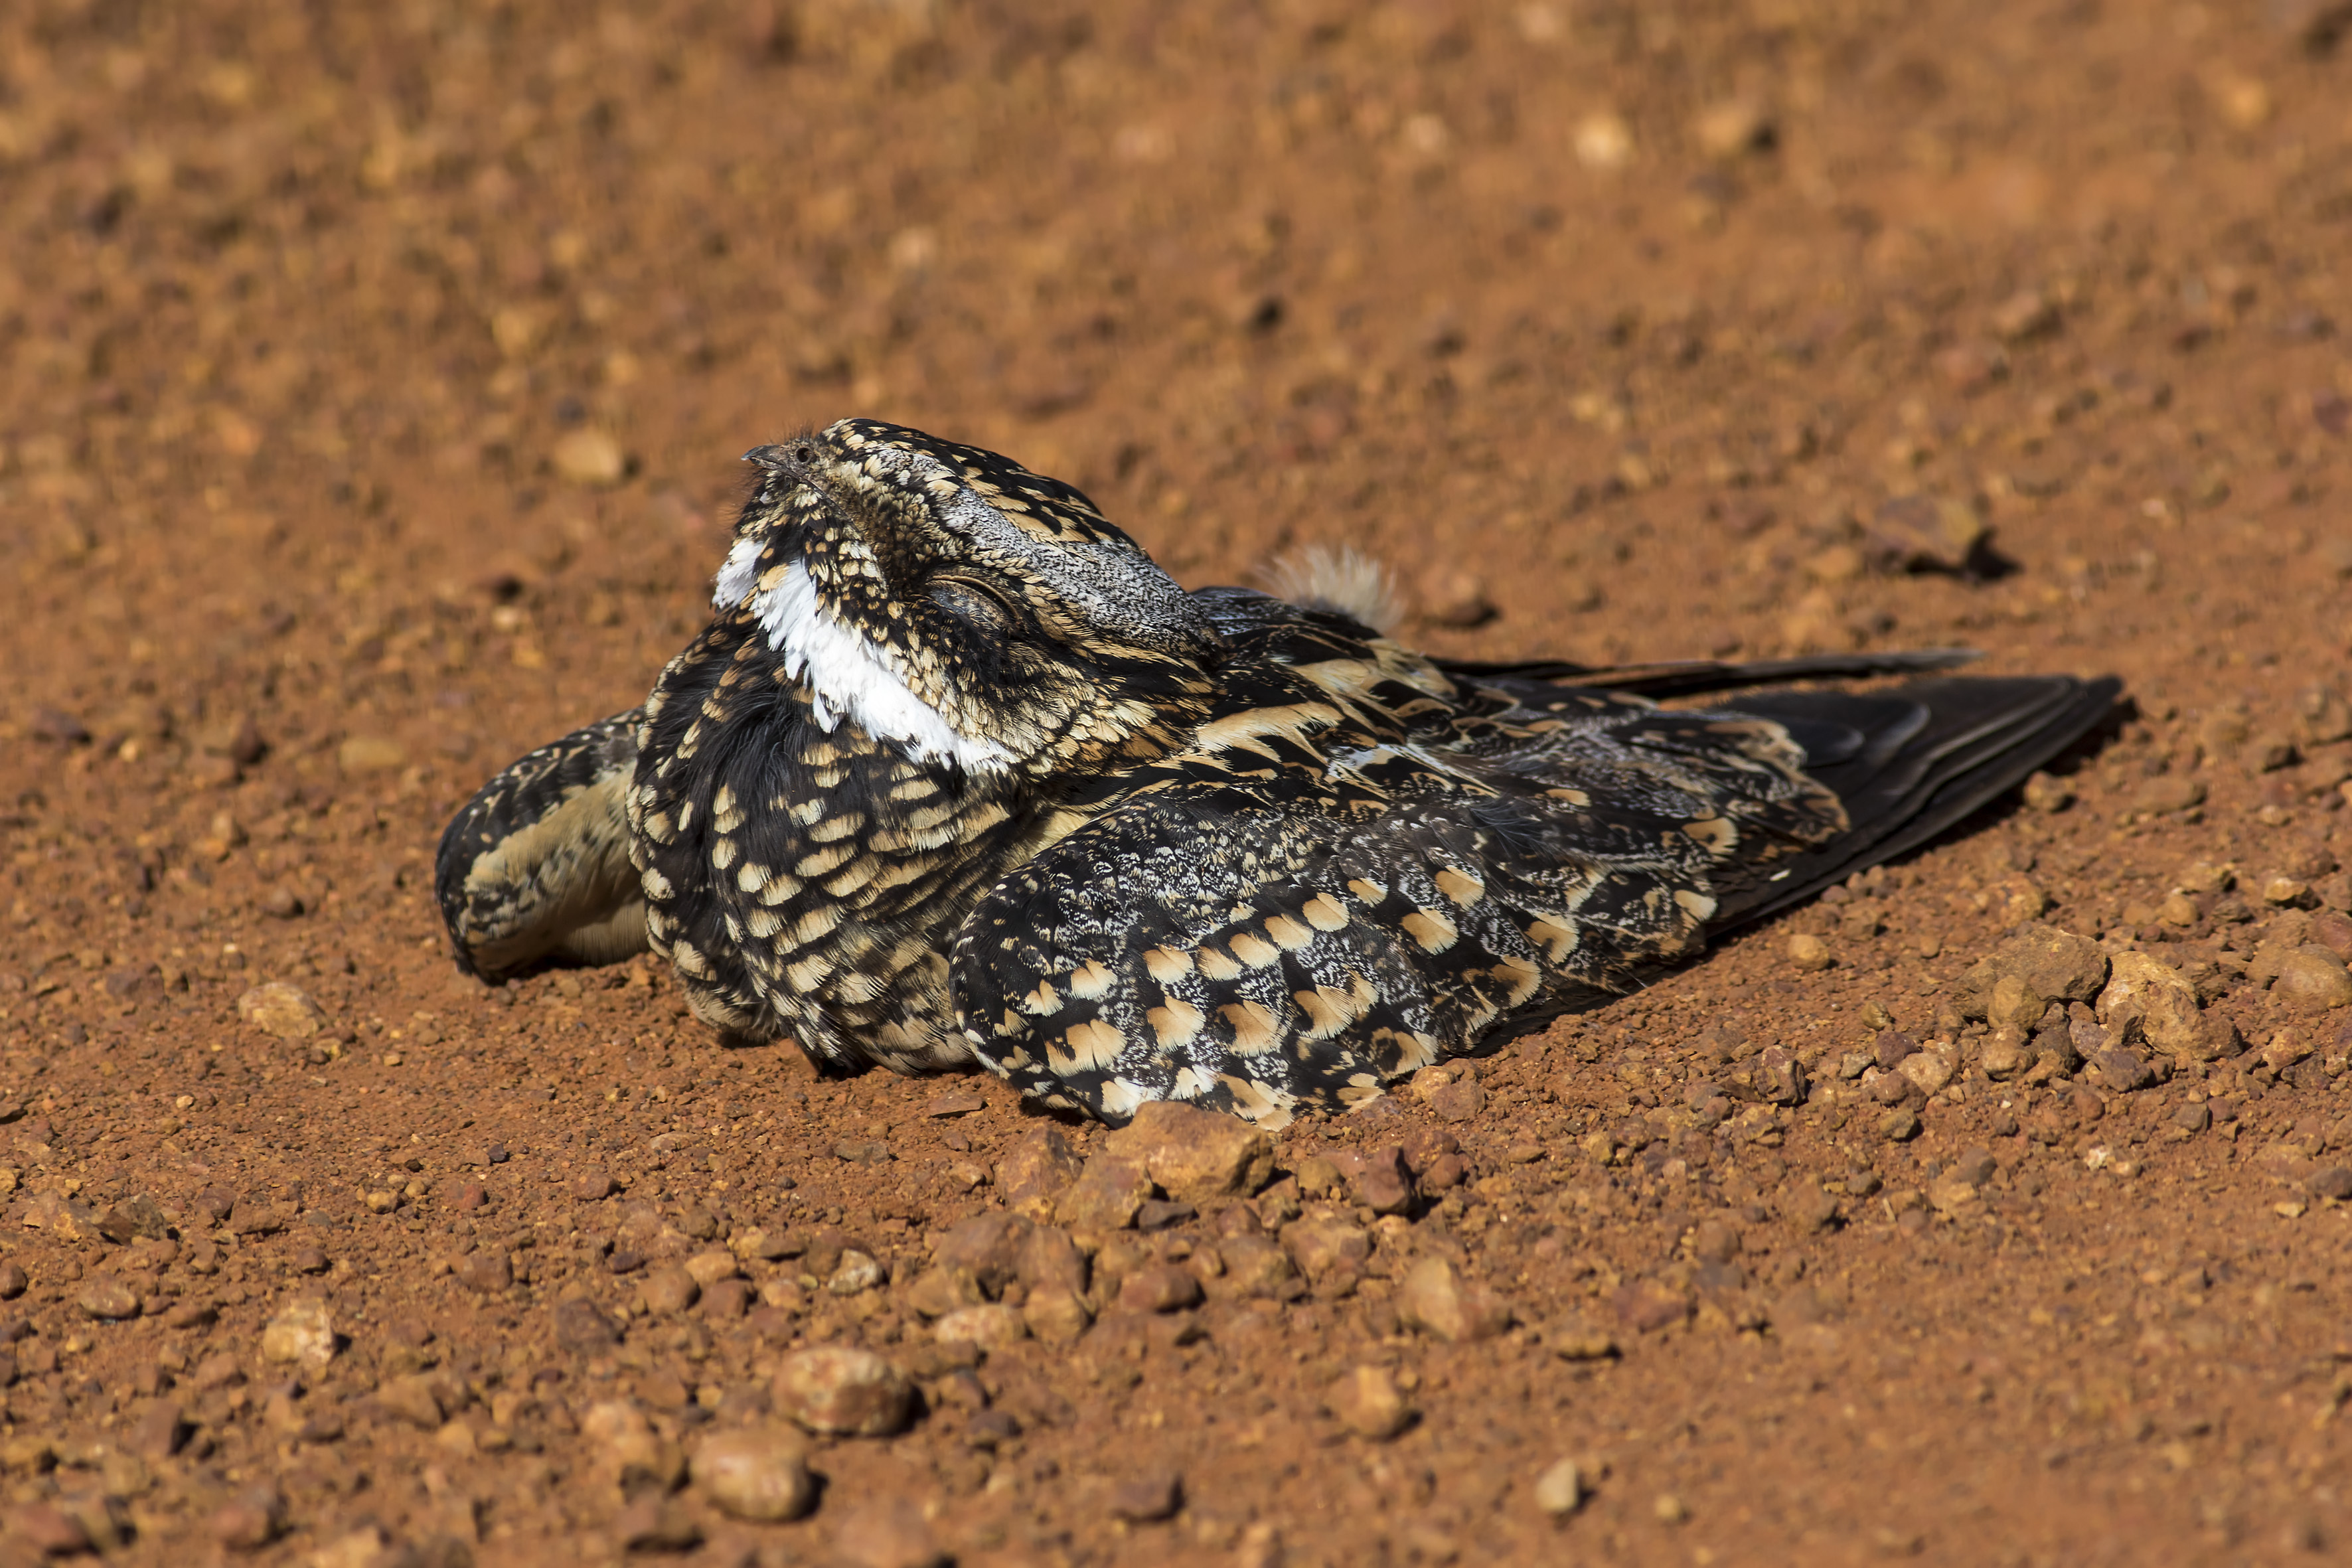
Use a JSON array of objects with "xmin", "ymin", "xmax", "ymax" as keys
[{"xmin": 7, "ymin": 1, "xmax": 2352, "ymax": 1564}]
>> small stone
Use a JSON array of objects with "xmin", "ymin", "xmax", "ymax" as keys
[
  {"xmin": 209, "ymin": 1486, "xmax": 283, "ymax": 1551},
  {"xmin": 129, "ymin": 1399, "xmax": 191, "ymax": 1459},
  {"xmin": 1692, "ymin": 97, "xmax": 1772, "ymax": 158},
  {"xmin": 1879, "ymin": 1107, "xmax": 1922, "ymax": 1142},
  {"xmin": 1329, "ymin": 1365, "xmax": 1413, "ymax": 1440},
  {"xmin": 1989, "ymin": 288, "xmax": 2059, "ymax": 343},
  {"xmin": 1654, "ymin": 1492, "xmax": 1691, "ymax": 1525},
  {"xmin": 2021, "ymin": 772, "xmax": 2076, "ymax": 813},
  {"xmin": 2098, "ymin": 951, "xmax": 2213, "ymax": 1061},
  {"xmin": 236, "ymin": 982, "xmax": 325, "ymax": 1040},
  {"xmin": 2171, "ymin": 1102, "xmax": 2212, "ymax": 1135},
  {"xmin": 1056, "ymin": 1155, "xmax": 1156, "ymax": 1230},
  {"xmin": 1100, "ymin": 1101, "xmax": 1275, "ymax": 1202},
  {"xmin": 930, "ymin": 1212, "xmax": 1032, "ymax": 1295},
  {"xmin": 1787, "ymin": 1185, "xmax": 1843, "ymax": 1232},
  {"xmin": 1787, "ymin": 933, "xmax": 1832, "ymax": 971},
  {"xmin": 1545, "ymin": 1312, "xmax": 1620, "ymax": 1360},
  {"xmin": 924, "ymin": 1089, "xmax": 987, "ymax": 1117},
  {"xmin": 1421, "ymin": 568, "xmax": 1496, "ymax": 628},
  {"xmin": 7, "ymin": 1502, "xmax": 91, "ymax": 1555},
  {"xmin": 0, "ymin": 1263, "xmax": 25, "ymax": 1299},
  {"xmin": 260, "ymin": 1296, "xmax": 337, "ymax": 1371},
  {"xmin": 2273, "ymin": 947, "xmax": 2352, "ymax": 1010},
  {"xmin": 826, "ymin": 1249, "xmax": 887, "ymax": 1296},
  {"xmin": 457, "ymin": 1251, "xmax": 512, "ymax": 1294},
  {"xmin": 611, "ymin": 1493, "xmax": 702, "ymax": 1553},
  {"xmin": 583, "ymin": 1399, "xmax": 687, "ymax": 1492},
  {"xmin": 2135, "ymin": 776, "xmax": 2207, "ymax": 815},
  {"xmin": 374, "ymin": 1372, "xmax": 455, "ymax": 1429},
  {"xmin": 1956, "ymin": 929, "xmax": 2109, "ymax": 1020},
  {"xmin": 1396, "ymin": 1257, "xmax": 1510, "ymax": 1343},
  {"xmin": 1931, "ymin": 339, "xmax": 2008, "ymax": 394},
  {"xmin": 773, "ymin": 1347, "xmax": 913, "ymax": 1437},
  {"xmin": 96, "ymin": 1194, "xmax": 170, "ymax": 1243},
  {"xmin": 1118, "ymin": 1264, "xmax": 1205, "ymax": 1315},
  {"xmin": 1573, "ymin": 110, "xmax": 1634, "ymax": 171},
  {"xmin": 638, "ymin": 1265, "xmax": 699, "ymax": 1315},
  {"xmin": 1022, "ymin": 1283, "xmax": 1094, "ymax": 1344},
  {"xmin": 995, "ymin": 1127, "xmax": 1084, "ymax": 1217},
  {"xmin": 834, "ymin": 1499, "xmax": 947, "ymax": 1568},
  {"xmin": 553, "ymin": 1294, "xmax": 622, "ymax": 1352},
  {"xmin": 1804, "ymin": 542, "xmax": 1866, "ymax": 584},
  {"xmin": 78, "ymin": 1277, "xmax": 140, "ymax": 1321},
  {"xmin": 935, "ymin": 1303, "xmax": 1028, "ymax": 1350},
  {"xmin": 690, "ymin": 1425, "xmax": 815, "ymax": 1522},
  {"xmin": 1135, "ymin": 1198, "xmax": 1198, "ymax": 1230},
  {"xmin": 1281, "ymin": 1215, "xmax": 1372, "ymax": 1277},
  {"xmin": 2090, "ymin": 1048, "xmax": 2156, "ymax": 1093},
  {"xmin": 2313, "ymin": 1167, "xmax": 2352, "ymax": 1202},
  {"xmin": 700, "ymin": 1278, "xmax": 753, "ymax": 1319},
  {"xmin": 1345, "ymin": 1146, "xmax": 1413, "ymax": 1215},
  {"xmin": 1612, "ymin": 1278, "xmax": 1693, "ymax": 1333},
  {"xmin": 1896, "ymin": 1046, "xmax": 1957, "ymax": 1097},
  {"xmin": 1865, "ymin": 493, "xmax": 1989, "ymax": 575},
  {"xmin": 552, "ymin": 428, "xmax": 629, "ymax": 487},
  {"xmin": 1107, "ymin": 1470, "xmax": 1183, "ymax": 1523},
  {"xmin": 684, "ymin": 1249, "xmax": 740, "ymax": 1286},
  {"xmin": 1533, "ymin": 1457, "xmax": 1585, "ymax": 1516},
  {"xmin": 1427, "ymin": 1080, "xmax": 1487, "ymax": 1123},
  {"xmin": 336, "ymin": 735, "xmax": 408, "ymax": 775},
  {"xmin": 573, "ymin": 1171, "xmax": 617, "ymax": 1201}
]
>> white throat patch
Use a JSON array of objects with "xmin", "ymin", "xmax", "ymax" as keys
[{"xmin": 713, "ymin": 539, "xmax": 1012, "ymax": 774}]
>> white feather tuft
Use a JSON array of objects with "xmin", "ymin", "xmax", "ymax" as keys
[
  {"xmin": 1261, "ymin": 544, "xmax": 1406, "ymax": 636},
  {"xmin": 749, "ymin": 562, "xmax": 1014, "ymax": 774},
  {"xmin": 711, "ymin": 534, "xmax": 764, "ymax": 611}
]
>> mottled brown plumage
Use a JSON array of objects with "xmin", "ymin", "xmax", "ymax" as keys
[{"xmin": 437, "ymin": 418, "xmax": 2117, "ymax": 1125}]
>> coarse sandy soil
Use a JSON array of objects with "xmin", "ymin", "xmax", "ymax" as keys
[{"xmin": 8, "ymin": 1, "xmax": 2352, "ymax": 1564}]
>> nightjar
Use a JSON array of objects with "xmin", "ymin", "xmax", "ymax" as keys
[{"xmin": 437, "ymin": 418, "xmax": 2117, "ymax": 1125}]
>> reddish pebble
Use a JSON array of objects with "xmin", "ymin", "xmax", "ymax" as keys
[
  {"xmin": 1117, "ymin": 1265, "xmax": 1204, "ymax": 1315},
  {"xmin": 210, "ymin": 1488, "xmax": 283, "ymax": 1551},
  {"xmin": 8, "ymin": 1502, "xmax": 91, "ymax": 1555},
  {"xmin": 572, "ymin": 1170, "xmax": 617, "ymax": 1201},
  {"xmin": 457, "ymin": 1251, "xmax": 512, "ymax": 1293}
]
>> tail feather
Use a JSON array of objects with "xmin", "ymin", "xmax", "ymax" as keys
[
  {"xmin": 1443, "ymin": 647, "xmax": 1981, "ymax": 700},
  {"xmin": 1707, "ymin": 674, "xmax": 2120, "ymax": 927}
]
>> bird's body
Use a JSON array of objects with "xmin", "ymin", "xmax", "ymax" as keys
[{"xmin": 438, "ymin": 419, "xmax": 2117, "ymax": 1125}]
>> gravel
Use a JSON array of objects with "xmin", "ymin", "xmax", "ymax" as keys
[
  {"xmin": 1395, "ymin": 1257, "xmax": 1511, "ymax": 1343},
  {"xmin": 1533, "ymin": 1457, "xmax": 1585, "ymax": 1516},
  {"xmin": 236, "ymin": 982, "xmax": 326, "ymax": 1040},
  {"xmin": 834, "ymin": 1499, "xmax": 949, "ymax": 1568},
  {"xmin": 259, "ymin": 1298, "xmax": 337, "ymax": 1371},
  {"xmin": 689, "ymin": 1425, "xmax": 816, "ymax": 1522},
  {"xmin": 1107, "ymin": 1469, "xmax": 1184, "ymax": 1523},
  {"xmin": 1101, "ymin": 1101, "xmax": 1276, "ymax": 1201},
  {"xmin": 1329, "ymin": 1365, "xmax": 1413, "ymax": 1439},
  {"xmin": 773, "ymin": 1347, "xmax": 914, "ymax": 1437},
  {"xmin": 637, "ymin": 1265, "xmax": 699, "ymax": 1315},
  {"xmin": 76, "ymin": 1278, "xmax": 139, "ymax": 1320}
]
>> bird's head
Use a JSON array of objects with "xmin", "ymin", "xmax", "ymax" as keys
[{"xmin": 708, "ymin": 419, "xmax": 1223, "ymax": 777}]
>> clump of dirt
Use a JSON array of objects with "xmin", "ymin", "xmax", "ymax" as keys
[{"xmin": 7, "ymin": 1, "xmax": 2352, "ymax": 1564}]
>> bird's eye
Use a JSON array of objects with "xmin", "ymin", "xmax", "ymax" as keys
[
  {"xmin": 929, "ymin": 577, "xmax": 1018, "ymax": 631},
  {"xmin": 793, "ymin": 443, "xmax": 817, "ymax": 464}
]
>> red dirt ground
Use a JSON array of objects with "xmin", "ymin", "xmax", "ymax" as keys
[{"xmin": 8, "ymin": 2, "xmax": 2352, "ymax": 1564}]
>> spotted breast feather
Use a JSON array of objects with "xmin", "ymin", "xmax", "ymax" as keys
[{"xmin": 435, "ymin": 418, "xmax": 2119, "ymax": 1126}]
